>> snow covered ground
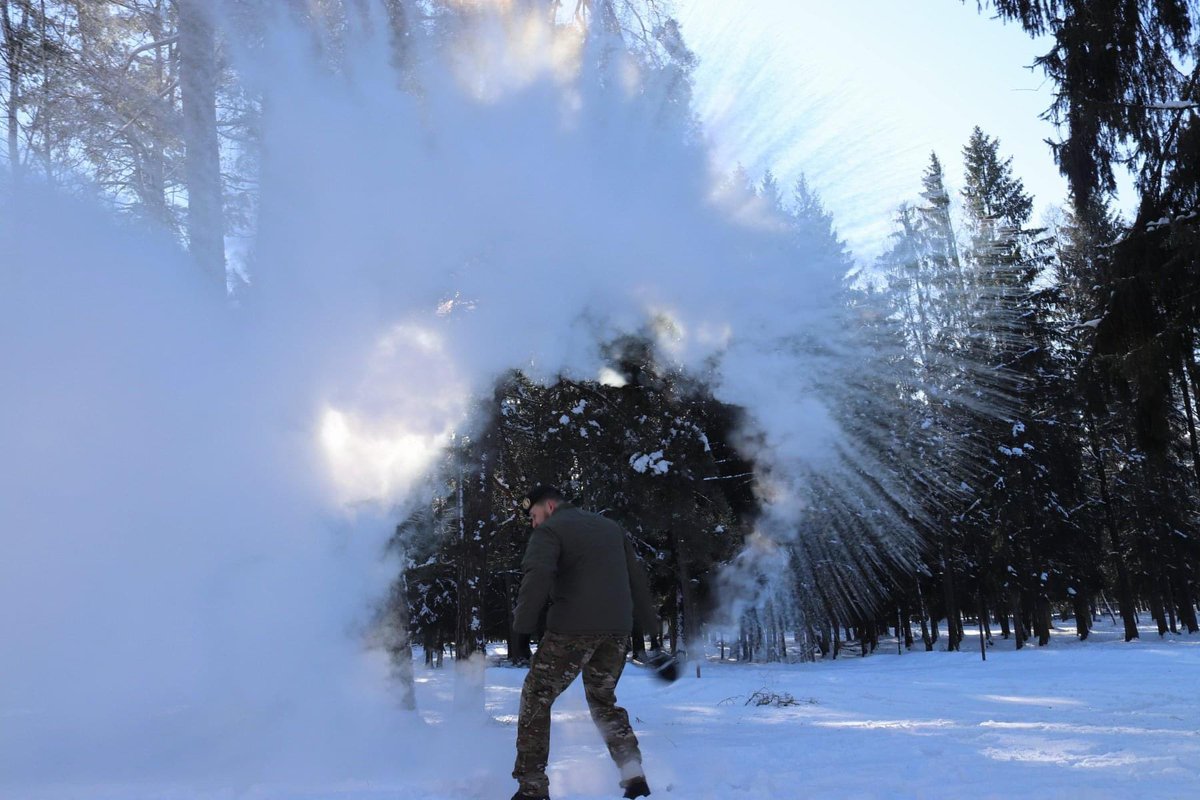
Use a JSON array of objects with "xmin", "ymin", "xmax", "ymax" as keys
[{"xmin": 9, "ymin": 618, "xmax": 1198, "ymax": 800}]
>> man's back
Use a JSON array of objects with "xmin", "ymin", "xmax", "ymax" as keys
[{"xmin": 512, "ymin": 504, "xmax": 655, "ymax": 636}]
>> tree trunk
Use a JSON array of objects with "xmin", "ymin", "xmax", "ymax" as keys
[
  {"xmin": 941, "ymin": 538, "xmax": 962, "ymax": 651},
  {"xmin": 1010, "ymin": 588, "xmax": 1026, "ymax": 650},
  {"xmin": 1034, "ymin": 593, "xmax": 1052, "ymax": 646},
  {"xmin": 178, "ymin": 0, "xmax": 225, "ymax": 286},
  {"xmin": 1166, "ymin": 529, "xmax": 1199, "ymax": 633},
  {"xmin": 860, "ymin": 616, "xmax": 877, "ymax": 656},
  {"xmin": 454, "ymin": 458, "xmax": 487, "ymax": 661},
  {"xmin": 670, "ymin": 528, "xmax": 699, "ymax": 661},
  {"xmin": 1176, "ymin": 357, "xmax": 1200, "ymax": 489},
  {"xmin": 1164, "ymin": 572, "xmax": 1179, "ymax": 634},
  {"xmin": 976, "ymin": 596, "xmax": 987, "ymax": 661},
  {"xmin": 1086, "ymin": 410, "xmax": 1140, "ymax": 641},
  {"xmin": 738, "ymin": 615, "xmax": 753, "ymax": 662},
  {"xmin": 2, "ymin": 0, "xmax": 23, "ymax": 178},
  {"xmin": 1100, "ymin": 593, "xmax": 1119, "ymax": 625},
  {"xmin": 1073, "ymin": 592, "xmax": 1091, "ymax": 640},
  {"xmin": 916, "ymin": 582, "xmax": 934, "ymax": 651},
  {"xmin": 1148, "ymin": 568, "xmax": 1169, "ymax": 636},
  {"xmin": 1183, "ymin": 335, "xmax": 1200, "ymax": 488},
  {"xmin": 388, "ymin": 574, "xmax": 417, "ymax": 710},
  {"xmin": 1177, "ymin": 587, "xmax": 1200, "ymax": 634},
  {"xmin": 667, "ymin": 586, "xmax": 678, "ymax": 654},
  {"xmin": 452, "ymin": 451, "xmax": 488, "ymax": 716}
]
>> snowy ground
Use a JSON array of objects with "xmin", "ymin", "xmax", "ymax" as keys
[{"xmin": 10, "ymin": 619, "xmax": 1199, "ymax": 800}]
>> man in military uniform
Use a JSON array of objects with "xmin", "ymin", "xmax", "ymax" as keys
[{"xmin": 510, "ymin": 485, "xmax": 657, "ymax": 800}]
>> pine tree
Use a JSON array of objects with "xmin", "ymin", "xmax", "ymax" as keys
[
  {"xmin": 917, "ymin": 152, "xmax": 969, "ymax": 333},
  {"xmin": 962, "ymin": 127, "xmax": 1033, "ymax": 228},
  {"xmin": 905, "ymin": 154, "xmax": 980, "ymax": 650},
  {"xmin": 958, "ymin": 127, "xmax": 1068, "ymax": 647},
  {"xmin": 960, "ymin": 126, "xmax": 1035, "ymax": 297},
  {"xmin": 1052, "ymin": 204, "xmax": 1143, "ymax": 641}
]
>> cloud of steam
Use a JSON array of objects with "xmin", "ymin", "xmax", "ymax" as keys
[
  {"xmin": 0, "ymin": 4, "xmax": 913, "ymax": 793},
  {"xmin": 0, "ymin": 184, "xmax": 443, "ymax": 792}
]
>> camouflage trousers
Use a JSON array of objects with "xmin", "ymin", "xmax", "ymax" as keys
[{"xmin": 513, "ymin": 631, "xmax": 643, "ymax": 795}]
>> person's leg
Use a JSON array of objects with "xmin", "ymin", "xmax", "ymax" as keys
[
  {"xmin": 581, "ymin": 635, "xmax": 645, "ymax": 784},
  {"xmin": 513, "ymin": 632, "xmax": 592, "ymax": 796}
]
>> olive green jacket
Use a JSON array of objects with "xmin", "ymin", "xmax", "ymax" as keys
[{"xmin": 512, "ymin": 503, "xmax": 658, "ymax": 636}]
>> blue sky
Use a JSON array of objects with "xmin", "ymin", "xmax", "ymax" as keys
[{"xmin": 675, "ymin": 1, "xmax": 1069, "ymax": 262}]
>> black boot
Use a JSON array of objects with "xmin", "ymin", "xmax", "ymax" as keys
[
  {"xmin": 510, "ymin": 790, "xmax": 549, "ymax": 800},
  {"xmin": 622, "ymin": 776, "xmax": 651, "ymax": 798}
]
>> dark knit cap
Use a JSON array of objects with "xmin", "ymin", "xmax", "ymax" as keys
[{"xmin": 520, "ymin": 485, "xmax": 565, "ymax": 513}]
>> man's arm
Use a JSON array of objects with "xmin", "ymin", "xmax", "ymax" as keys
[
  {"xmin": 512, "ymin": 526, "xmax": 560, "ymax": 634},
  {"xmin": 624, "ymin": 535, "xmax": 658, "ymax": 632}
]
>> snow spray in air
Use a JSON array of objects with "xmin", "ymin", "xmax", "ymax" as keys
[{"xmin": 0, "ymin": 2, "xmax": 937, "ymax": 793}]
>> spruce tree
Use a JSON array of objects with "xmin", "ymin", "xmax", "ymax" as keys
[{"xmin": 977, "ymin": 0, "xmax": 1200, "ymax": 637}]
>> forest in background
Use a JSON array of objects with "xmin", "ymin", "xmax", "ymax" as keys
[{"xmin": 4, "ymin": 1, "xmax": 1199, "ymax": 677}]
